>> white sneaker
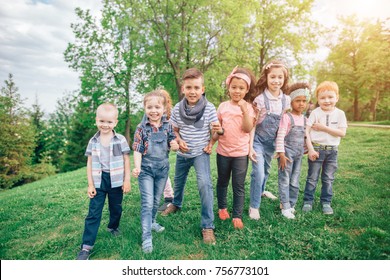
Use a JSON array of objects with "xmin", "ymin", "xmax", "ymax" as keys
[
  {"xmin": 249, "ymin": 207, "xmax": 260, "ymax": 220},
  {"xmin": 281, "ymin": 209, "xmax": 295, "ymax": 219},
  {"xmin": 262, "ymin": 191, "xmax": 277, "ymax": 200},
  {"xmin": 290, "ymin": 207, "xmax": 296, "ymax": 214}
]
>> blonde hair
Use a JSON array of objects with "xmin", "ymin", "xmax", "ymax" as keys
[
  {"xmin": 143, "ymin": 90, "xmax": 168, "ymax": 115},
  {"xmin": 158, "ymin": 89, "xmax": 172, "ymax": 119},
  {"xmin": 315, "ymin": 81, "xmax": 339, "ymax": 98},
  {"xmin": 96, "ymin": 103, "xmax": 118, "ymax": 118}
]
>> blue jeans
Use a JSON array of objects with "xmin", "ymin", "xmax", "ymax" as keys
[
  {"xmin": 138, "ymin": 158, "xmax": 169, "ymax": 242},
  {"xmin": 303, "ymin": 149, "xmax": 338, "ymax": 205},
  {"xmin": 250, "ymin": 137, "xmax": 275, "ymax": 209},
  {"xmin": 278, "ymin": 151, "xmax": 303, "ymax": 209},
  {"xmin": 81, "ymin": 171, "xmax": 123, "ymax": 249},
  {"xmin": 173, "ymin": 153, "xmax": 214, "ymax": 229}
]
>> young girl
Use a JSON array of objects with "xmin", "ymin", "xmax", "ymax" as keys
[
  {"xmin": 275, "ymin": 83, "xmax": 311, "ymax": 219},
  {"xmin": 132, "ymin": 90, "xmax": 179, "ymax": 253},
  {"xmin": 248, "ymin": 60, "xmax": 291, "ymax": 220},
  {"xmin": 213, "ymin": 67, "xmax": 257, "ymax": 229}
]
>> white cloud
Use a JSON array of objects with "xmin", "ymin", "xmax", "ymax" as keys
[{"xmin": 0, "ymin": 0, "xmax": 102, "ymax": 114}]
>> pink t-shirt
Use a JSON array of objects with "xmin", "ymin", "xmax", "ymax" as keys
[{"xmin": 216, "ymin": 101, "xmax": 256, "ymax": 157}]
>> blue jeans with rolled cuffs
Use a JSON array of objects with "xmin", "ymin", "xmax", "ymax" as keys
[
  {"xmin": 172, "ymin": 152, "xmax": 215, "ymax": 229},
  {"xmin": 303, "ymin": 148, "xmax": 338, "ymax": 205}
]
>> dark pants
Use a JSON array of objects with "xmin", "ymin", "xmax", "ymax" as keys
[
  {"xmin": 81, "ymin": 172, "xmax": 123, "ymax": 248},
  {"xmin": 216, "ymin": 154, "xmax": 248, "ymax": 219}
]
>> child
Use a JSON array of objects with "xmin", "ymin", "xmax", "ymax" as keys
[
  {"xmin": 276, "ymin": 83, "xmax": 311, "ymax": 219},
  {"xmin": 248, "ymin": 60, "xmax": 291, "ymax": 220},
  {"xmin": 161, "ymin": 68, "xmax": 220, "ymax": 245},
  {"xmin": 77, "ymin": 103, "xmax": 131, "ymax": 260},
  {"xmin": 212, "ymin": 67, "xmax": 256, "ymax": 229},
  {"xmin": 302, "ymin": 81, "xmax": 347, "ymax": 215},
  {"xmin": 132, "ymin": 90, "xmax": 179, "ymax": 253}
]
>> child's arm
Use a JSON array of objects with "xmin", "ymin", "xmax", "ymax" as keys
[
  {"xmin": 238, "ymin": 100, "xmax": 254, "ymax": 133},
  {"xmin": 86, "ymin": 156, "xmax": 96, "ymax": 198},
  {"xmin": 122, "ymin": 154, "xmax": 131, "ymax": 193},
  {"xmin": 248, "ymin": 127, "xmax": 257, "ymax": 162},
  {"xmin": 306, "ymin": 125, "xmax": 319, "ymax": 161},
  {"xmin": 173, "ymin": 126, "xmax": 189, "ymax": 153},
  {"xmin": 311, "ymin": 122, "xmax": 346, "ymax": 138},
  {"xmin": 132, "ymin": 151, "xmax": 142, "ymax": 178}
]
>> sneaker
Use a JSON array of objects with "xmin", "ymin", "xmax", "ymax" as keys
[
  {"xmin": 218, "ymin": 208, "xmax": 230, "ymax": 220},
  {"xmin": 76, "ymin": 249, "xmax": 90, "ymax": 260},
  {"xmin": 302, "ymin": 204, "xmax": 312, "ymax": 213},
  {"xmin": 290, "ymin": 207, "xmax": 296, "ymax": 214},
  {"xmin": 202, "ymin": 228, "xmax": 216, "ymax": 245},
  {"xmin": 142, "ymin": 239, "xmax": 153, "ymax": 253},
  {"xmin": 322, "ymin": 204, "xmax": 334, "ymax": 215},
  {"xmin": 160, "ymin": 203, "xmax": 179, "ymax": 216},
  {"xmin": 158, "ymin": 202, "xmax": 171, "ymax": 212},
  {"xmin": 107, "ymin": 228, "xmax": 121, "ymax": 236},
  {"xmin": 151, "ymin": 222, "xmax": 165, "ymax": 233},
  {"xmin": 262, "ymin": 191, "xmax": 277, "ymax": 200},
  {"xmin": 248, "ymin": 207, "xmax": 260, "ymax": 220},
  {"xmin": 232, "ymin": 218, "xmax": 244, "ymax": 229},
  {"xmin": 281, "ymin": 209, "xmax": 295, "ymax": 219}
]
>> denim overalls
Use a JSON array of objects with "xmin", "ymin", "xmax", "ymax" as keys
[
  {"xmin": 138, "ymin": 120, "xmax": 170, "ymax": 243},
  {"xmin": 250, "ymin": 93, "xmax": 286, "ymax": 209},
  {"xmin": 278, "ymin": 113, "xmax": 305, "ymax": 210}
]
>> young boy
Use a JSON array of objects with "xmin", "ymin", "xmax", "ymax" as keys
[
  {"xmin": 76, "ymin": 103, "xmax": 131, "ymax": 260},
  {"xmin": 161, "ymin": 68, "xmax": 220, "ymax": 245},
  {"xmin": 302, "ymin": 81, "xmax": 347, "ymax": 215}
]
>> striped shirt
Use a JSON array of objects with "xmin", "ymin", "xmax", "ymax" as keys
[
  {"xmin": 276, "ymin": 113, "xmax": 306, "ymax": 153},
  {"xmin": 85, "ymin": 130, "xmax": 130, "ymax": 188},
  {"xmin": 170, "ymin": 101, "xmax": 218, "ymax": 158}
]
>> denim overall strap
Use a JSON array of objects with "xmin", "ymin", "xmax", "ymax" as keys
[
  {"xmin": 284, "ymin": 112, "xmax": 305, "ymax": 156},
  {"xmin": 142, "ymin": 123, "xmax": 169, "ymax": 164}
]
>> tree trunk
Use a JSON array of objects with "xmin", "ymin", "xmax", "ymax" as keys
[
  {"xmin": 370, "ymin": 91, "xmax": 380, "ymax": 122},
  {"xmin": 353, "ymin": 87, "xmax": 360, "ymax": 121}
]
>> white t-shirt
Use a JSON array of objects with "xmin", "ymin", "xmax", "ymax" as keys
[{"xmin": 307, "ymin": 107, "xmax": 347, "ymax": 146}]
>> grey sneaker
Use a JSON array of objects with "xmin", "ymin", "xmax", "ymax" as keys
[
  {"xmin": 322, "ymin": 204, "xmax": 334, "ymax": 215},
  {"xmin": 142, "ymin": 239, "xmax": 153, "ymax": 253},
  {"xmin": 302, "ymin": 204, "xmax": 313, "ymax": 213},
  {"xmin": 107, "ymin": 228, "xmax": 121, "ymax": 236},
  {"xmin": 76, "ymin": 249, "xmax": 90, "ymax": 260},
  {"xmin": 151, "ymin": 223, "xmax": 165, "ymax": 233}
]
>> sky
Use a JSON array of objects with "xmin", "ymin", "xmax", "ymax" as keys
[{"xmin": 0, "ymin": 0, "xmax": 389, "ymax": 114}]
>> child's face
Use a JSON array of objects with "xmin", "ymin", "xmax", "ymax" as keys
[
  {"xmin": 181, "ymin": 77, "xmax": 205, "ymax": 106},
  {"xmin": 95, "ymin": 110, "xmax": 118, "ymax": 135},
  {"xmin": 267, "ymin": 68, "xmax": 285, "ymax": 95},
  {"xmin": 145, "ymin": 96, "xmax": 165, "ymax": 124},
  {"xmin": 317, "ymin": 90, "xmax": 338, "ymax": 112},
  {"xmin": 291, "ymin": 96, "xmax": 308, "ymax": 114},
  {"xmin": 228, "ymin": 77, "xmax": 249, "ymax": 104}
]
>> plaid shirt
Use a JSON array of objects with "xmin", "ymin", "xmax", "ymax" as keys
[{"xmin": 85, "ymin": 130, "xmax": 130, "ymax": 188}]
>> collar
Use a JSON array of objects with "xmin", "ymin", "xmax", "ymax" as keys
[
  {"xmin": 265, "ymin": 88, "xmax": 284, "ymax": 100},
  {"xmin": 92, "ymin": 130, "xmax": 119, "ymax": 141},
  {"xmin": 144, "ymin": 115, "xmax": 169, "ymax": 127}
]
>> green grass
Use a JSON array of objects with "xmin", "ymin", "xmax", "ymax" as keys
[{"xmin": 0, "ymin": 127, "xmax": 389, "ymax": 260}]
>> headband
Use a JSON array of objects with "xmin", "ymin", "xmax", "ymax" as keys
[
  {"xmin": 290, "ymin": 88, "xmax": 311, "ymax": 102},
  {"xmin": 265, "ymin": 62, "xmax": 286, "ymax": 70},
  {"xmin": 225, "ymin": 66, "xmax": 251, "ymax": 87}
]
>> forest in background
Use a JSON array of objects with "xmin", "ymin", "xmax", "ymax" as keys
[{"xmin": 1, "ymin": 0, "xmax": 389, "ymax": 189}]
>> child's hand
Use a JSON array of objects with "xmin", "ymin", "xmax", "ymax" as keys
[
  {"xmin": 238, "ymin": 99, "xmax": 248, "ymax": 112},
  {"xmin": 249, "ymin": 147, "xmax": 257, "ymax": 163},
  {"xmin": 170, "ymin": 140, "xmax": 179, "ymax": 151},
  {"xmin": 178, "ymin": 139, "xmax": 189, "ymax": 153},
  {"xmin": 312, "ymin": 122, "xmax": 326, "ymax": 132},
  {"xmin": 308, "ymin": 150, "xmax": 319, "ymax": 161},
  {"xmin": 203, "ymin": 143, "xmax": 212, "ymax": 154},
  {"xmin": 132, "ymin": 168, "xmax": 141, "ymax": 178},
  {"xmin": 122, "ymin": 181, "xmax": 131, "ymax": 194},
  {"xmin": 276, "ymin": 153, "xmax": 291, "ymax": 171},
  {"xmin": 211, "ymin": 122, "xmax": 223, "ymax": 134},
  {"xmin": 87, "ymin": 185, "xmax": 96, "ymax": 198}
]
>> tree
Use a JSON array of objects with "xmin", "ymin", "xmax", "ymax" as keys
[
  {"xmin": 29, "ymin": 95, "xmax": 46, "ymax": 164},
  {"xmin": 0, "ymin": 74, "xmax": 35, "ymax": 188}
]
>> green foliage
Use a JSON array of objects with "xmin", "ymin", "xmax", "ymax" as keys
[{"xmin": 1, "ymin": 127, "xmax": 389, "ymax": 259}]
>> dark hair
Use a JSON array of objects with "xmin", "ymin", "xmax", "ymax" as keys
[
  {"xmin": 254, "ymin": 60, "xmax": 289, "ymax": 100},
  {"xmin": 182, "ymin": 68, "xmax": 204, "ymax": 84},
  {"xmin": 226, "ymin": 67, "xmax": 257, "ymax": 103}
]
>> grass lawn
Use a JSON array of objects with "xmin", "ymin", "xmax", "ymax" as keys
[{"xmin": 0, "ymin": 127, "xmax": 389, "ymax": 260}]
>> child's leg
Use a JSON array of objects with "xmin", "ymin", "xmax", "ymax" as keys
[
  {"xmin": 289, "ymin": 155, "xmax": 303, "ymax": 208},
  {"xmin": 303, "ymin": 153, "xmax": 323, "ymax": 205},
  {"xmin": 163, "ymin": 177, "xmax": 174, "ymax": 200},
  {"xmin": 278, "ymin": 156, "xmax": 293, "ymax": 210},
  {"xmin": 216, "ymin": 154, "xmax": 232, "ymax": 210},
  {"xmin": 81, "ymin": 186, "xmax": 107, "ymax": 249},
  {"xmin": 107, "ymin": 186, "xmax": 124, "ymax": 230},
  {"xmin": 152, "ymin": 166, "xmax": 169, "ymax": 223},
  {"xmin": 231, "ymin": 156, "xmax": 248, "ymax": 219},
  {"xmin": 262, "ymin": 142, "xmax": 276, "ymax": 194},
  {"xmin": 320, "ymin": 151, "xmax": 338, "ymax": 205},
  {"xmin": 138, "ymin": 170, "xmax": 155, "ymax": 242},
  {"xmin": 173, "ymin": 155, "xmax": 192, "ymax": 208},
  {"xmin": 250, "ymin": 142, "xmax": 265, "ymax": 209},
  {"xmin": 193, "ymin": 153, "xmax": 214, "ymax": 229}
]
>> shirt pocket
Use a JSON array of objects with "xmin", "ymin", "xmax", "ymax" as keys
[{"xmin": 113, "ymin": 143, "xmax": 122, "ymax": 156}]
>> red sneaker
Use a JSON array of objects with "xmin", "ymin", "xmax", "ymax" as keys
[
  {"xmin": 232, "ymin": 218, "xmax": 244, "ymax": 229},
  {"xmin": 218, "ymin": 208, "xmax": 230, "ymax": 220}
]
